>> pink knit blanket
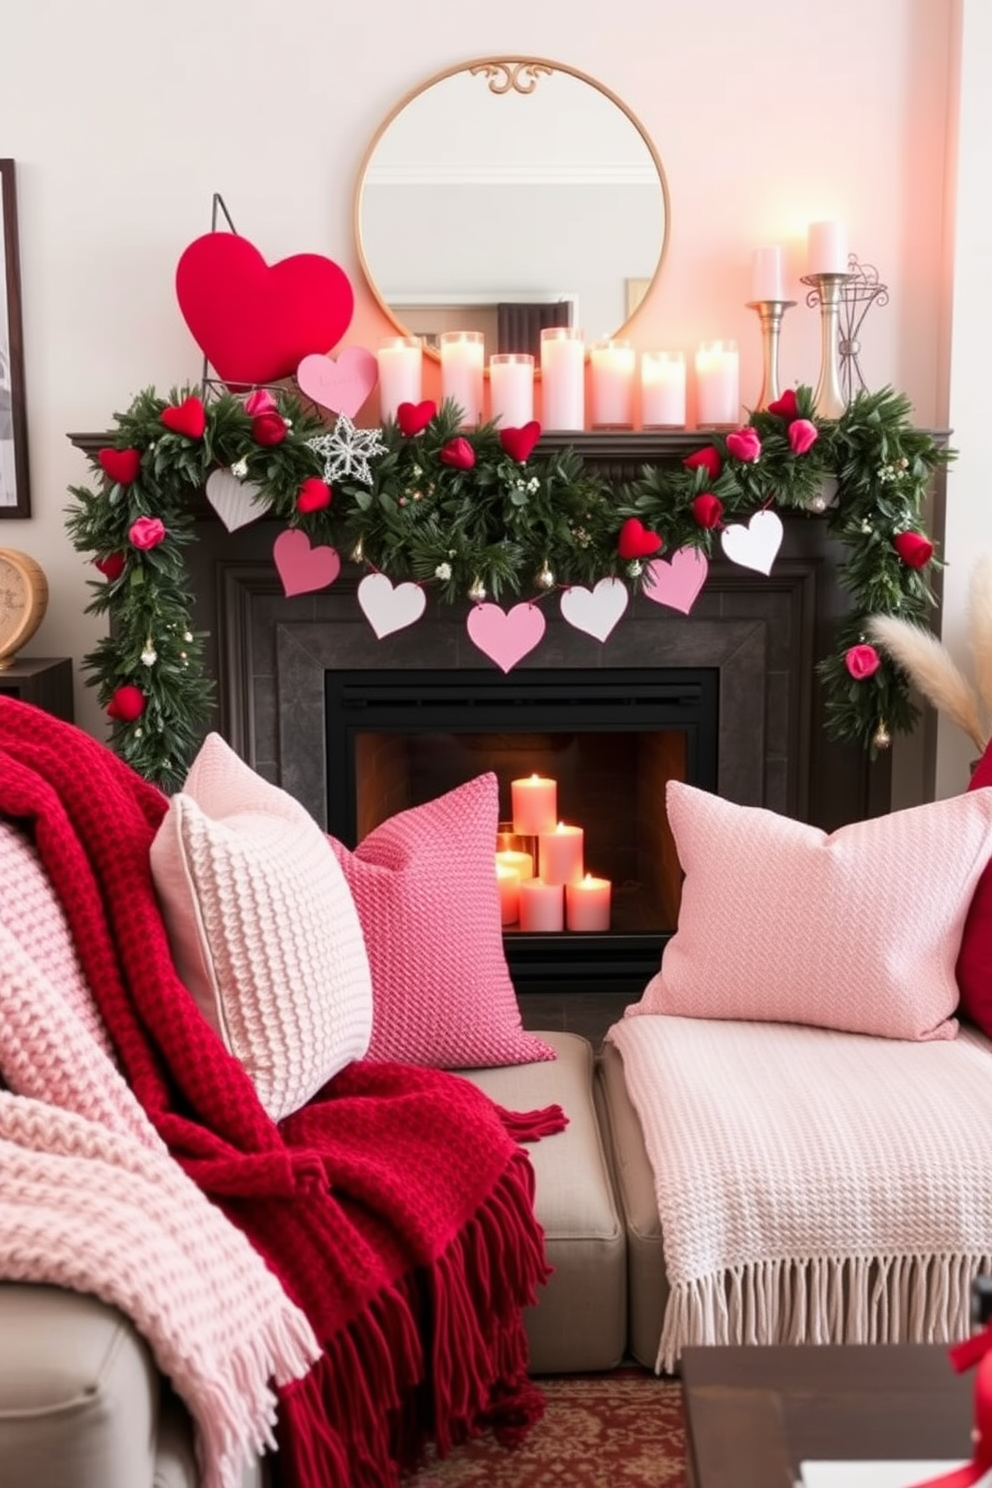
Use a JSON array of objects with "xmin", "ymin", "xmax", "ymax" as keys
[
  {"xmin": 0, "ymin": 825, "xmax": 319, "ymax": 1488},
  {"xmin": 607, "ymin": 1013, "xmax": 992, "ymax": 1372}
]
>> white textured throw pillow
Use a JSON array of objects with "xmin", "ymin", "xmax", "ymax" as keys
[{"xmin": 150, "ymin": 733, "xmax": 373, "ymax": 1121}]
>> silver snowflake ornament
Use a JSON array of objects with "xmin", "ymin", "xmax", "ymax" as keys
[{"xmin": 307, "ymin": 415, "xmax": 386, "ymax": 487}]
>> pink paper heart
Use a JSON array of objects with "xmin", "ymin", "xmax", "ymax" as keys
[
  {"xmin": 296, "ymin": 346, "xmax": 378, "ymax": 418},
  {"xmin": 466, "ymin": 602, "xmax": 546, "ymax": 673},
  {"xmin": 643, "ymin": 546, "xmax": 709, "ymax": 615},
  {"xmin": 273, "ymin": 528, "xmax": 341, "ymax": 597}
]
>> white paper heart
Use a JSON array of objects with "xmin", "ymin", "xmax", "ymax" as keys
[
  {"xmin": 205, "ymin": 469, "xmax": 268, "ymax": 532},
  {"xmin": 559, "ymin": 576, "xmax": 629, "ymax": 642},
  {"xmin": 720, "ymin": 509, "xmax": 784, "ymax": 576},
  {"xmin": 357, "ymin": 572, "xmax": 427, "ymax": 639}
]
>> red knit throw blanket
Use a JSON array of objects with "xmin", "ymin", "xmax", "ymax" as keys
[{"xmin": 0, "ymin": 700, "xmax": 564, "ymax": 1486}]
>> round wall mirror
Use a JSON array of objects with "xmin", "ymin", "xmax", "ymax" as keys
[{"xmin": 354, "ymin": 57, "xmax": 670, "ymax": 364}]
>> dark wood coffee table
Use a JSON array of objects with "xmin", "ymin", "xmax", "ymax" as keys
[{"xmin": 682, "ymin": 1345, "xmax": 974, "ymax": 1488}]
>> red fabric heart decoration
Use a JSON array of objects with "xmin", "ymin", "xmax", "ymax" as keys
[
  {"xmin": 397, "ymin": 400, "xmax": 437, "ymax": 436},
  {"xmin": 617, "ymin": 517, "xmax": 663, "ymax": 560},
  {"xmin": 175, "ymin": 233, "xmax": 354, "ymax": 386},
  {"xmin": 98, "ymin": 447, "xmax": 141, "ymax": 485},
  {"xmin": 251, "ymin": 411, "xmax": 287, "ymax": 447},
  {"xmin": 440, "ymin": 437, "xmax": 476, "ymax": 471},
  {"xmin": 94, "ymin": 552, "xmax": 126, "ymax": 581},
  {"xmin": 161, "ymin": 395, "xmax": 206, "ymax": 440},
  {"xmin": 499, "ymin": 421, "xmax": 542, "ymax": 463},
  {"xmin": 767, "ymin": 389, "xmax": 799, "ymax": 420},
  {"xmin": 296, "ymin": 477, "xmax": 332, "ymax": 513},
  {"xmin": 893, "ymin": 531, "xmax": 934, "ymax": 569},
  {"xmin": 683, "ymin": 446, "xmax": 722, "ymax": 480}
]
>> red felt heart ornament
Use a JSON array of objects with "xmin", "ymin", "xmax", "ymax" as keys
[
  {"xmin": 767, "ymin": 389, "xmax": 799, "ymax": 420},
  {"xmin": 175, "ymin": 233, "xmax": 354, "ymax": 387},
  {"xmin": 397, "ymin": 400, "xmax": 437, "ymax": 436},
  {"xmin": 161, "ymin": 395, "xmax": 206, "ymax": 440},
  {"xmin": 499, "ymin": 421, "xmax": 542, "ymax": 463},
  {"xmin": 617, "ymin": 517, "xmax": 664, "ymax": 560},
  {"xmin": 98, "ymin": 447, "xmax": 141, "ymax": 485},
  {"xmin": 440, "ymin": 437, "xmax": 476, "ymax": 471},
  {"xmin": 683, "ymin": 445, "xmax": 723, "ymax": 480}
]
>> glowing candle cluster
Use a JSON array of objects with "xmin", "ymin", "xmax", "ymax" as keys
[{"xmin": 493, "ymin": 774, "xmax": 612, "ymax": 934}]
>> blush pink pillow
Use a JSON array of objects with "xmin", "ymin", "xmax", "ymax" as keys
[
  {"xmin": 627, "ymin": 781, "xmax": 992, "ymax": 1041},
  {"xmin": 327, "ymin": 773, "xmax": 555, "ymax": 1068}
]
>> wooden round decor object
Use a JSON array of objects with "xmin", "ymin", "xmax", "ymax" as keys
[{"xmin": 0, "ymin": 548, "xmax": 48, "ymax": 669}]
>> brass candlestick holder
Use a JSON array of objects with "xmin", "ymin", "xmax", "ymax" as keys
[
  {"xmin": 746, "ymin": 299, "xmax": 796, "ymax": 411},
  {"xmin": 801, "ymin": 270, "xmax": 855, "ymax": 420}
]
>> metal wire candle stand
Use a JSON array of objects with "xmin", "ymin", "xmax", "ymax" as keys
[{"xmin": 836, "ymin": 255, "xmax": 889, "ymax": 403}]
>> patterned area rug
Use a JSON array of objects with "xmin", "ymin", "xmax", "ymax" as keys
[{"xmin": 415, "ymin": 1368, "xmax": 685, "ymax": 1486}]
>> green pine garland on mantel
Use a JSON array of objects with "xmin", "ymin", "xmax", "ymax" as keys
[{"xmin": 65, "ymin": 382, "xmax": 952, "ymax": 792}]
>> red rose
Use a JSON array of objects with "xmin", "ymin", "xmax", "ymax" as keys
[
  {"xmin": 128, "ymin": 516, "xmax": 166, "ymax": 550},
  {"xmin": 725, "ymin": 427, "xmax": 762, "ymax": 463},
  {"xmin": 692, "ymin": 493, "xmax": 724, "ymax": 530},
  {"xmin": 767, "ymin": 389, "xmax": 799, "ymax": 420},
  {"xmin": 845, "ymin": 644, "xmax": 881, "ymax": 680},
  {"xmin": 893, "ymin": 531, "xmax": 934, "ymax": 569},
  {"xmin": 788, "ymin": 418, "xmax": 819, "ymax": 455},
  {"xmin": 252, "ymin": 411, "xmax": 287, "ymax": 446},
  {"xmin": 683, "ymin": 445, "xmax": 722, "ymax": 480},
  {"xmin": 94, "ymin": 552, "xmax": 125, "ymax": 581},
  {"xmin": 439, "ymin": 436, "xmax": 476, "ymax": 470},
  {"xmin": 296, "ymin": 477, "xmax": 332, "ymax": 513},
  {"xmin": 106, "ymin": 684, "xmax": 145, "ymax": 722}
]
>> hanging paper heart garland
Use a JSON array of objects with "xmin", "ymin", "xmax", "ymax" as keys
[
  {"xmin": 205, "ymin": 469, "xmax": 269, "ymax": 532},
  {"xmin": 466, "ymin": 602, "xmax": 546, "ymax": 673},
  {"xmin": 175, "ymin": 233, "xmax": 354, "ymax": 386},
  {"xmin": 357, "ymin": 573, "xmax": 426, "ymax": 638},
  {"xmin": 296, "ymin": 347, "xmax": 378, "ymax": 419},
  {"xmin": 559, "ymin": 577, "xmax": 629, "ymax": 641},
  {"xmin": 720, "ymin": 510, "xmax": 784, "ymax": 576},
  {"xmin": 273, "ymin": 529, "xmax": 341, "ymax": 597},
  {"xmin": 643, "ymin": 547, "xmax": 709, "ymax": 615}
]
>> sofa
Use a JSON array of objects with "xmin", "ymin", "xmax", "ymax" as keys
[{"xmin": 4, "ymin": 701, "xmax": 992, "ymax": 1488}]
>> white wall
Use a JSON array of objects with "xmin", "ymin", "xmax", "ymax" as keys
[{"xmin": 0, "ymin": 0, "xmax": 967, "ymax": 778}]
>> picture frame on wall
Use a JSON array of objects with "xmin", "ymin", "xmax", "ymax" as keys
[{"xmin": 0, "ymin": 159, "xmax": 30, "ymax": 517}]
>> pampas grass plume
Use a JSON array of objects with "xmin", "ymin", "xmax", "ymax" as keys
[{"xmin": 867, "ymin": 613, "xmax": 988, "ymax": 754}]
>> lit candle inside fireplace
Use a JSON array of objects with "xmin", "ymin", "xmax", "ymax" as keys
[
  {"xmin": 496, "ymin": 861, "xmax": 521, "ymax": 925},
  {"xmin": 538, "ymin": 822, "xmax": 584, "ymax": 885},
  {"xmin": 565, "ymin": 873, "xmax": 612, "ymax": 932},
  {"xmin": 495, "ymin": 848, "xmax": 534, "ymax": 883},
  {"xmin": 511, "ymin": 774, "xmax": 557, "ymax": 835},
  {"xmin": 518, "ymin": 878, "xmax": 564, "ymax": 932}
]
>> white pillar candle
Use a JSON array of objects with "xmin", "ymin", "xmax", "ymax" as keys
[
  {"xmin": 511, "ymin": 774, "xmax": 557, "ymax": 835},
  {"xmin": 495, "ymin": 848, "xmax": 535, "ymax": 883},
  {"xmin": 376, "ymin": 336, "xmax": 422, "ymax": 422},
  {"xmin": 751, "ymin": 245, "xmax": 785, "ymax": 302},
  {"xmin": 695, "ymin": 340, "xmax": 740, "ymax": 428},
  {"xmin": 518, "ymin": 878, "xmax": 564, "ymax": 933},
  {"xmin": 439, "ymin": 331, "xmax": 485, "ymax": 426},
  {"xmin": 537, "ymin": 822, "xmax": 584, "ymax": 885},
  {"xmin": 489, "ymin": 353, "xmax": 535, "ymax": 427},
  {"xmin": 565, "ymin": 874, "xmax": 612, "ymax": 932},
  {"xmin": 641, "ymin": 351, "xmax": 686, "ymax": 429},
  {"xmin": 589, "ymin": 339, "xmax": 635, "ymax": 429},
  {"xmin": 807, "ymin": 221, "xmax": 849, "ymax": 276},
  {"xmin": 496, "ymin": 862, "xmax": 521, "ymax": 925},
  {"xmin": 540, "ymin": 327, "xmax": 585, "ymax": 431}
]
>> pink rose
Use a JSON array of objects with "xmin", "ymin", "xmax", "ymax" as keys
[
  {"xmin": 683, "ymin": 445, "xmax": 722, "ymax": 480},
  {"xmin": 244, "ymin": 389, "xmax": 278, "ymax": 417},
  {"xmin": 788, "ymin": 418, "xmax": 819, "ymax": 455},
  {"xmin": 252, "ymin": 411, "xmax": 287, "ymax": 446},
  {"xmin": 893, "ymin": 531, "xmax": 934, "ymax": 569},
  {"xmin": 128, "ymin": 516, "xmax": 166, "ymax": 550},
  {"xmin": 692, "ymin": 493, "xmax": 724, "ymax": 530},
  {"xmin": 845, "ymin": 644, "xmax": 881, "ymax": 681},
  {"xmin": 439, "ymin": 436, "xmax": 476, "ymax": 471},
  {"xmin": 767, "ymin": 389, "xmax": 799, "ymax": 420},
  {"xmin": 725, "ymin": 427, "xmax": 762, "ymax": 463},
  {"xmin": 106, "ymin": 684, "xmax": 146, "ymax": 721}
]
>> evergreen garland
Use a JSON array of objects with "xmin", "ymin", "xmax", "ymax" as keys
[{"xmin": 65, "ymin": 381, "xmax": 952, "ymax": 790}]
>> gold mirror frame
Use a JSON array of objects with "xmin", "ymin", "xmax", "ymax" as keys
[{"xmin": 353, "ymin": 56, "xmax": 671, "ymax": 367}]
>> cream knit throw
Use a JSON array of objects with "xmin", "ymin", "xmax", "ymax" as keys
[
  {"xmin": 607, "ymin": 1014, "xmax": 992, "ymax": 1373},
  {"xmin": 0, "ymin": 903, "xmax": 320, "ymax": 1488}
]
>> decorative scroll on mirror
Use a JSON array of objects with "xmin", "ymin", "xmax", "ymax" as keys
[{"xmin": 354, "ymin": 57, "xmax": 670, "ymax": 364}]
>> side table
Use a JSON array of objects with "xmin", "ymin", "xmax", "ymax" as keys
[{"xmin": 0, "ymin": 657, "xmax": 74, "ymax": 722}]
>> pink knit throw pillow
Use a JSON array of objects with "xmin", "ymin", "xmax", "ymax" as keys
[
  {"xmin": 327, "ymin": 773, "xmax": 555, "ymax": 1068},
  {"xmin": 628, "ymin": 781, "xmax": 992, "ymax": 1041}
]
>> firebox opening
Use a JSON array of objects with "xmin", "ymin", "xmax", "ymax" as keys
[{"xmin": 325, "ymin": 667, "xmax": 718, "ymax": 983}]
